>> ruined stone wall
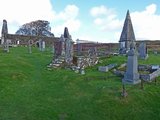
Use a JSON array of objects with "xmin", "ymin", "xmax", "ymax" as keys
[
  {"xmin": 6, "ymin": 34, "xmax": 59, "ymax": 46},
  {"xmin": 136, "ymin": 40, "xmax": 160, "ymax": 51},
  {"xmin": 73, "ymin": 43, "xmax": 119, "ymax": 53}
]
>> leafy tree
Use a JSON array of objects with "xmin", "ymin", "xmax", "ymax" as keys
[{"xmin": 16, "ymin": 20, "xmax": 54, "ymax": 37}]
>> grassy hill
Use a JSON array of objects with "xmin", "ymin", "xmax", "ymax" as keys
[{"xmin": 0, "ymin": 47, "xmax": 160, "ymax": 120}]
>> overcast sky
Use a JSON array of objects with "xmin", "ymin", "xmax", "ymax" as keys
[{"xmin": 0, "ymin": 0, "xmax": 160, "ymax": 43}]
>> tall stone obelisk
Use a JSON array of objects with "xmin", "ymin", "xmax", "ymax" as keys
[{"xmin": 119, "ymin": 10, "xmax": 136, "ymax": 54}]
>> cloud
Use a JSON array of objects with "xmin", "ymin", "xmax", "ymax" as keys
[
  {"xmin": 0, "ymin": 1, "xmax": 81, "ymax": 38},
  {"xmin": 1, "ymin": 1, "xmax": 159, "ymax": 43},
  {"xmin": 53, "ymin": 5, "xmax": 81, "ymax": 37},
  {"xmin": 90, "ymin": 5, "xmax": 123, "ymax": 43},
  {"xmin": 145, "ymin": 4, "xmax": 156, "ymax": 14},
  {"xmin": 0, "ymin": 0, "xmax": 54, "ymax": 25},
  {"xmin": 53, "ymin": 19, "xmax": 81, "ymax": 37},
  {"xmin": 56, "ymin": 5, "xmax": 79, "ymax": 20},
  {"xmin": 90, "ymin": 6, "xmax": 122, "ymax": 32},
  {"xmin": 131, "ymin": 4, "xmax": 160, "ymax": 40},
  {"xmin": 90, "ymin": 5, "xmax": 114, "ymax": 17},
  {"xmin": 90, "ymin": 4, "xmax": 160, "ymax": 43}
]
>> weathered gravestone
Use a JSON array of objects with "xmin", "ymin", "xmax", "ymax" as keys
[
  {"xmin": 42, "ymin": 41, "xmax": 45, "ymax": 51},
  {"xmin": 1, "ymin": 19, "xmax": 9, "ymax": 52},
  {"xmin": 98, "ymin": 64, "xmax": 117, "ymax": 72},
  {"xmin": 98, "ymin": 66, "xmax": 109, "ymax": 72},
  {"xmin": 123, "ymin": 42, "xmax": 141, "ymax": 84},
  {"xmin": 64, "ymin": 27, "xmax": 74, "ymax": 66},
  {"xmin": 58, "ymin": 35, "xmax": 65, "ymax": 56},
  {"xmin": 38, "ymin": 39, "xmax": 45, "ymax": 51},
  {"xmin": 138, "ymin": 42, "xmax": 148, "ymax": 59},
  {"xmin": 4, "ymin": 40, "xmax": 10, "ymax": 53},
  {"xmin": 88, "ymin": 47, "xmax": 98, "ymax": 66},
  {"xmin": 1, "ymin": 20, "xmax": 8, "ymax": 44},
  {"xmin": 38, "ymin": 39, "xmax": 42, "ymax": 51},
  {"xmin": 153, "ymin": 49, "xmax": 158, "ymax": 55},
  {"xmin": 28, "ymin": 40, "xmax": 32, "ymax": 53},
  {"xmin": 54, "ymin": 41, "xmax": 62, "ymax": 59},
  {"xmin": 76, "ymin": 39, "xmax": 82, "ymax": 56}
]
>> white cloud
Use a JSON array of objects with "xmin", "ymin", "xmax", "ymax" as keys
[
  {"xmin": 53, "ymin": 19, "xmax": 81, "ymax": 36},
  {"xmin": 53, "ymin": 5, "xmax": 81, "ymax": 38},
  {"xmin": 90, "ymin": 6, "xmax": 122, "ymax": 32},
  {"xmin": 94, "ymin": 18, "xmax": 103, "ymax": 25},
  {"xmin": 56, "ymin": 5, "xmax": 79, "ymax": 20},
  {"xmin": 0, "ymin": 1, "xmax": 81, "ymax": 39},
  {"xmin": 0, "ymin": 0, "xmax": 54, "ymax": 25},
  {"xmin": 131, "ymin": 4, "xmax": 160, "ymax": 40},
  {"xmin": 90, "ymin": 5, "xmax": 123, "ymax": 43},
  {"xmin": 1, "ymin": 1, "xmax": 159, "ymax": 43},
  {"xmin": 90, "ymin": 5, "xmax": 114, "ymax": 17},
  {"xmin": 145, "ymin": 4, "xmax": 156, "ymax": 14},
  {"xmin": 90, "ymin": 4, "xmax": 160, "ymax": 43}
]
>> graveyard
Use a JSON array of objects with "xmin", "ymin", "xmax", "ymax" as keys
[
  {"xmin": 0, "ymin": 47, "xmax": 160, "ymax": 120},
  {"xmin": 1, "ymin": 9, "xmax": 160, "ymax": 120}
]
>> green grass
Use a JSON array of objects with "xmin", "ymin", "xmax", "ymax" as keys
[{"xmin": 0, "ymin": 47, "xmax": 160, "ymax": 120}]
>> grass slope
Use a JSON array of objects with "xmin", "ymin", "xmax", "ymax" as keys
[{"xmin": 0, "ymin": 47, "xmax": 160, "ymax": 120}]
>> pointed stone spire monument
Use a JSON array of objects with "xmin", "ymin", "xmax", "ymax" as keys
[
  {"xmin": 64, "ymin": 27, "xmax": 74, "ymax": 66},
  {"xmin": 1, "ymin": 19, "xmax": 8, "ymax": 45},
  {"xmin": 123, "ymin": 41, "xmax": 140, "ymax": 84},
  {"xmin": 1, "ymin": 19, "xmax": 9, "ymax": 52},
  {"xmin": 119, "ymin": 10, "xmax": 136, "ymax": 54},
  {"xmin": 64, "ymin": 27, "xmax": 71, "ymax": 39}
]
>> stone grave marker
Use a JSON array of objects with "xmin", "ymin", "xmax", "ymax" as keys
[
  {"xmin": 138, "ymin": 42, "xmax": 148, "ymax": 59},
  {"xmin": 42, "ymin": 41, "xmax": 45, "ymax": 51},
  {"xmin": 123, "ymin": 42, "xmax": 141, "ymax": 84},
  {"xmin": 98, "ymin": 64, "xmax": 117, "ymax": 72},
  {"xmin": 28, "ymin": 40, "xmax": 32, "ymax": 53}
]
